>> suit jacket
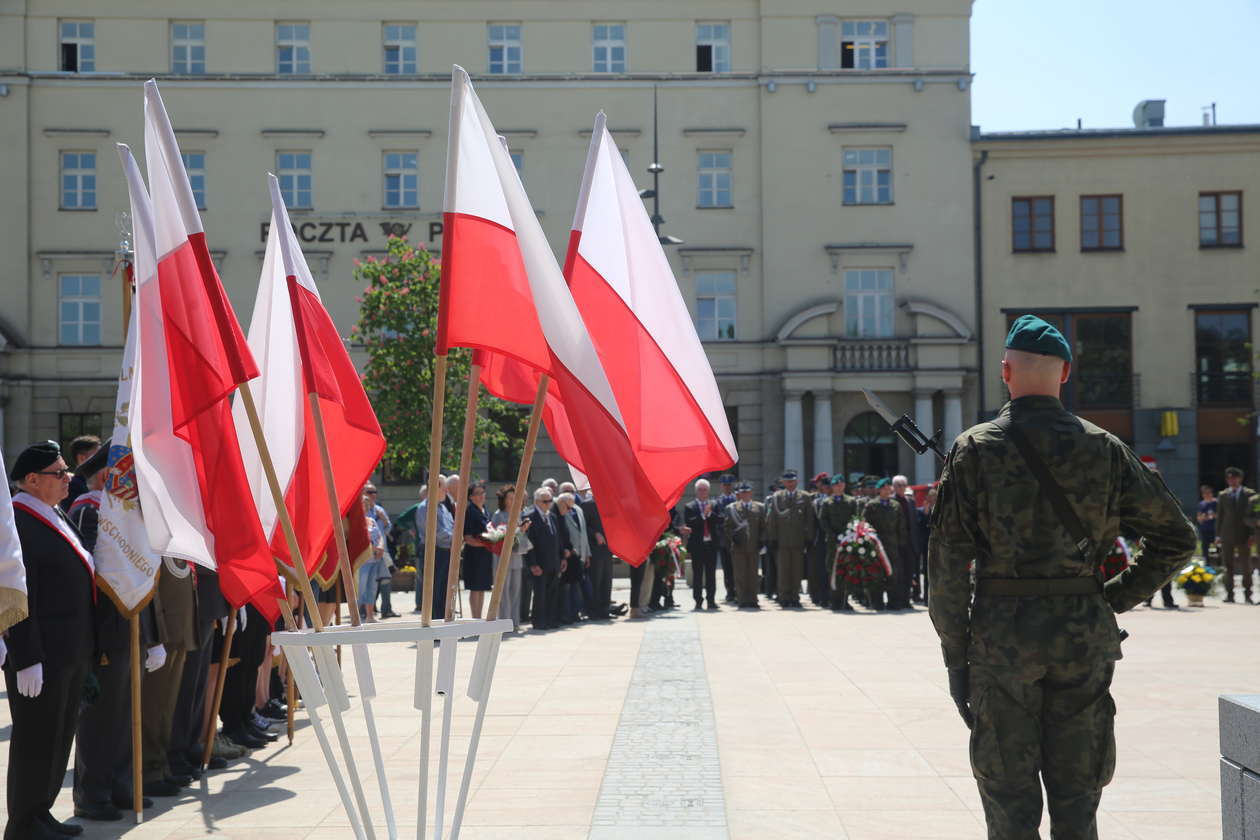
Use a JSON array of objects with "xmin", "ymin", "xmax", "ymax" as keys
[
  {"xmin": 1217, "ymin": 485, "xmax": 1257, "ymax": 543},
  {"xmin": 524, "ymin": 508, "xmax": 564, "ymax": 573},
  {"xmin": 684, "ymin": 499, "xmax": 721, "ymax": 555},
  {"xmin": 895, "ymin": 495, "xmax": 920, "ymax": 557},
  {"xmin": 580, "ymin": 499, "xmax": 612, "ymax": 561},
  {"xmin": 6, "ymin": 505, "xmax": 96, "ymax": 675}
]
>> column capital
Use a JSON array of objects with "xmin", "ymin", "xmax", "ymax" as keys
[
  {"xmin": 783, "ymin": 389, "xmax": 806, "ymax": 401},
  {"xmin": 943, "ymin": 387, "xmax": 965, "ymax": 398}
]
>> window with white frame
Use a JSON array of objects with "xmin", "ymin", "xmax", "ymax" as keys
[
  {"xmin": 277, "ymin": 151, "xmax": 312, "ymax": 209},
  {"xmin": 382, "ymin": 151, "xmax": 418, "ymax": 209},
  {"xmin": 276, "ymin": 22, "xmax": 311, "ymax": 74},
  {"xmin": 843, "ymin": 269, "xmax": 894, "ymax": 338},
  {"xmin": 697, "ymin": 150, "xmax": 732, "ymax": 208},
  {"xmin": 59, "ymin": 20, "xmax": 95, "ymax": 72},
  {"xmin": 695, "ymin": 22, "xmax": 730, "ymax": 72},
  {"xmin": 488, "ymin": 24, "xmax": 522, "ymax": 74},
  {"xmin": 592, "ymin": 23, "xmax": 625, "ymax": 72},
  {"xmin": 841, "ymin": 20, "xmax": 889, "ymax": 69},
  {"xmin": 842, "ymin": 148, "xmax": 892, "ymax": 205},
  {"xmin": 171, "ymin": 21, "xmax": 205, "ymax": 73},
  {"xmin": 60, "ymin": 151, "xmax": 96, "ymax": 209},
  {"xmin": 695, "ymin": 272, "xmax": 736, "ymax": 340},
  {"xmin": 59, "ymin": 274, "xmax": 102, "ymax": 346},
  {"xmin": 181, "ymin": 152, "xmax": 206, "ymax": 209},
  {"xmin": 383, "ymin": 23, "xmax": 417, "ymax": 74}
]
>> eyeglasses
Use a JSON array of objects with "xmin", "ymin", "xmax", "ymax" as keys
[
  {"xmin": 538, "ymin": 499, "xmax": 553, "ymax": 505},
  {"xmin": 36, "ymin": 469, "xmax": 71, "ymax": 478}
]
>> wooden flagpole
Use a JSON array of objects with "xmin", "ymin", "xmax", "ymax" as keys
[
  {"xmin": 129, "ymin": 614, "xmax": 143, "ymax": 822},
  {"xmin": 444, "ymin": 362, "xmax": 481, "ymax": 621},
  {"xmin": 200, "ymin": 609, "xmax": 236, "ymax": 769},
  {"xmin": 306, "ymin": 392, "xmax": 362, "ymax": 626},
  {"xmin": 335, "ymin": 578, "xmax": 343, "ymax": 665},
  {"xmin": 487, "ymin": 376, "xmax": 548, "ymax": 618},
  {"xmin": 420, "ymin": 354, "xmax": 449, "ymax": 627}
]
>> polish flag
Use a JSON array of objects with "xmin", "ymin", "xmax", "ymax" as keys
[
  {"xmin": 234, "ymin": 175, "xmax": 386, "ymax": 578},
  {"xmin": 565, "ymin": 113, "xmax": 737, "ymax": 508},
  {"xmin": 118, "ymin": 80, "xmax": 281, "ymax": 617},
  {"xmin": 437, "ymin": 67, "xmax": 667, "ymax": 562},
  {"xmin": 314, "ymin": 497, "xmax": 372, "ymax": 591}
]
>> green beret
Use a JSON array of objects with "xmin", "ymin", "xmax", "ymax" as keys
[
  {"xmin": 1005, "ymin": 314, "xmax": 1072, "ymax": 362},
  {"xmin": 875, "ymin": 478, "xmax": 891, "ymax": 489}
]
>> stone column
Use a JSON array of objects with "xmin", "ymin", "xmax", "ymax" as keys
[
  {"xmin": 944, "ymin": 389, "xmax": 964, "ymax": 449},
  {"xmin": 783, "ymin": 390, "xmax": 804, "ymax": 473},
  {"xmin": 914, "ymin": 390, "xmax": 935, "ymax": 484},
  {"xmin": 813, "ymin": 391, "xmax": 834, "ymax": 476}
]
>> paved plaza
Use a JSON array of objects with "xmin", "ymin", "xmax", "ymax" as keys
[{"xmin": 1, "ymin": 581, "xmax": 1253, "ymax": 839}]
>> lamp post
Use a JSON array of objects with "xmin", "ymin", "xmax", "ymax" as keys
[{"xmin": 641, "ymin": 85, "xmax": 683, "ymax": 246}]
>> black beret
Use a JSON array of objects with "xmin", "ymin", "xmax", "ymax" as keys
[
  {"xmin": 781, "ymin": 469, "xmax": 798, "ymax": 480},
  {"xmin": 9, "ymin": 440, "xmax": 62, "ymax": 482},
  {"xmin": 77, "ymin": 438, "xmax": 112, "ymax": 480},
  {"xmin": 1005, "ymin": 314, "xmax": 1072, "ymax": 362},
  {"xmin": 719, "ymin": 473, "xmax": 736, "ymax": 484}
]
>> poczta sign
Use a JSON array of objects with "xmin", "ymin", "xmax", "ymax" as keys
[{"xmin": 259, "ymin": 219, "xmax": 444, "ymax": 245}]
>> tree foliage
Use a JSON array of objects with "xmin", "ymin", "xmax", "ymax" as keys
[{"xmin": 354, "ymin": 236, "xmax": 517, "ymax": 482}]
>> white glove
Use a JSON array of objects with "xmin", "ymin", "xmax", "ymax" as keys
[
  {"xmin": 0, "ymin": 637, "xmax": 7, "ymax": 668},
  {"xmin": 16, "ymin": 663, "xmax": 43, "ymax": 698},
  {"xmin": 238, "ymin": 606, "xmax": 248, "ymax": 632},
  {"xmin": 144, "ymin": 644, "xmax": 167, "ymax": 672}
]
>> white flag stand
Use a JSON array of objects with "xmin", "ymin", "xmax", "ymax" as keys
[{"xmin": 274, "ymin": 617, "xmax": 510, "ymax": 840}]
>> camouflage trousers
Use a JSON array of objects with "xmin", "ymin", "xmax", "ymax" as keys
[{"xmin": 970, "ymin": 660, "xmax": 1116, "ymax": 840}]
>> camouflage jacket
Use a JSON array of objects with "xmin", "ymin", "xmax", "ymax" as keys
[
  {"xmin": 765, "ymin": 489, "xmax": 816, "ymax": 547},
  {"xmin": 928, "ymin": 396, "xmax": 1197, "ymax": 670},
  {"xmin": 862, "ymin": 497, "xmax": 909, "ymax": 559}
]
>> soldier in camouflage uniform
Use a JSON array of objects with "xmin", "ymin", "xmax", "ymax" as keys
[
  {"xmin": 765, "ymin": 470, "xmax": 815, "ymax": 608},
  {"xmin": 929, "ymin": 315, "xmax": 1197, "ymax": 840},
  {"xmin": 861, "ymin": 479, "xmax": 910, "ymax": 610},
  {"xmin": 807, "ymin": 473, "xmax": 834, "ymax": 607},
  {"xmin": 820, "ymin": 475, "xmax": 860, "ymax": 611}
]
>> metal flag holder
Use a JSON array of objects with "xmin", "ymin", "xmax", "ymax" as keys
[{"xmin": 274, "ymin": 617, "xmax": 512, "ymax": 840}]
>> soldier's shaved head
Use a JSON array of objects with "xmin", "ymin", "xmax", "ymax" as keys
[{"xmin": 1001, "ymin": 348, "xmax": 1070, "ymax": 399}]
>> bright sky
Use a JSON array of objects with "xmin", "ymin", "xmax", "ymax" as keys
[{"xmin": 971, "ymin": 0, "xmax": 1260, "ymax": 132}]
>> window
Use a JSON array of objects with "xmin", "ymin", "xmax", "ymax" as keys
[
  {"xmin": 592, "ymin": 23, "xmax": 626, "ymax": 72},
  {"xmin": 697, "ymin": 150, "xmax": 732, "ymax": 208},
  {"xmin": 276, "ymin": 22, "xmax": 311, "ymax": 74},
  {"xmin": 383, "ymin": 23, "xmax": 417, "ymax": 74},
  {"xmin": 171, "ymin": 21, "xmax": 205, "ymax": 74},
  {"xmin": 382, "ymin": 151, "xmax": 418, "ymax": 209},
  {"xmin": 1080, "ymin": 194, "xmax": 1122, "ymax": 250},
  {"xmin": 842, "ymin": 148, "xmax": 892, "ymax": 205},
  {"xmin": 181, "ymin": 152, "xmax": 206, "ymax": 209},
  {"xmin": 843, "ymin": 269, "xmax": 894, "ymax": 338},
  {"xmin": 60, "ymin": 151, "xmax": 96, "ymax": 209},
  {"xmin": 277, "ymin": 151, "xmax": 312, "ymax": 209},
  {"xmin": 59, "ymin": 413, "xmax": 104, "ymax": 456},
  {"xmin": 841, "ymin": 20, "xmax": 889, "ymax": 69},
  {"xmin": 844, "ymin": 412, "xmax": 898, "ymax": 478},
  {"xmin": 695, "ymin": 272, "xmax": 736, "ymax": 340},
  {"xmin": 696, "ymin": 22, "xmax": 730, "ymax": 72},
  {"xmin": 1012, "ymin": 196, "xmax": 1054, "ymax": 252},
  {"xmin": 59, "ymin": 274, "xmax": 101, "ymax": 345},
  {"xmin": 488, "ymin": 24, "xmax": 522, "ymax": 74},
  {"xmin": 1006, "ymin": 311, "xmax": 1133, "ymax": 411},
  {"xmin": 59, "ymin": 20, "xmax": 94, "ymax": 72},
  {"xmin": 1200, "ymin": 191, "xmax": 1242, "ymax": 247},
  {"xmin": 1196, "ymin": 310, "xmax": 1252, "ymax": 405}
]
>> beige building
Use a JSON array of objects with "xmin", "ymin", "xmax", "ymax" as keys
[
  {"xmin": 0, "ymin": 1, "xmax": 979, "ymax": 501},
  {"xmin": 974, "ymin": 109, "xmax": 1260, "ymax": 506}
]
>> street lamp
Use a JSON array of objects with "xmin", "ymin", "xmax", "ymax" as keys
[{"xmin": 646, "ymin": 85, "xmax": 683, "ymax": 247}]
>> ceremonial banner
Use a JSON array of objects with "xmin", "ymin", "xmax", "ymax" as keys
[
  {"xmin": 436, "ymin": 67, "xmax": 666, "ymax": 562},
  {"xmin": 94, "ymin": 307, "xmax": 162, "ymax": 614},
  {"xmin": 565, "ymin": 113, "xmax": 737, "ymax": 510},
  {"xmin": 234, "ymin": 177, "xmax": 385, "ymax": 577},
  {"xmin": 119, "ymin": 80, "xmax": 280, "ymax": 617},
  {"xmin": 0, "ymin": 444, "xmax": 28, "ymax": 633}
]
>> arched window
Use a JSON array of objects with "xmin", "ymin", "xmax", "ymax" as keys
[{"xmin": 843, "ymin": 411, "xmax": 898, "ymax": 478}]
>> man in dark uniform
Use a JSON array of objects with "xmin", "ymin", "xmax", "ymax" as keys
[
  {"xmin": 143, "ymin": 556, "xmax": 200, "ymax": 796},
  {"xmin": 862, "ymin": 479, "xmax": 910, "ymax": 610},
  {"xmin": 929, "ymin": 315, "xmax": 1197, "ymax": 839},
  {"xmin": 723, "ymin": 482, "xmax": 764, "ymax": 608},
  {"xmin": 766, "ymin": 470, "xmax": 815, "ymax": 608},
  {"xmin": 761, "ymin": 482, "xmax": 780, "ymax": 598},
  {"xmin": 6, "ymin": 441, "xmax": 96, "ymax": 839},
  {"xmin": 820, "ymin": 475, "xmax": 860, "ymax": 611},
  {"xmin": 713, "ymin": 474, "xmax": 738, "ymax": 603},
  {"xmin": 806, "ymin": 473, "xmax": 833, "ymax": 607}
]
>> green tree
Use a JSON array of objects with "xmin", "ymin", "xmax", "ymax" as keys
[{"xmin": 353, "ymin": 235, "xmax": 516, "ymax": 482}]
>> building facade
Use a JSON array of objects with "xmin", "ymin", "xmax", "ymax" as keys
[
  {"xmin": 974, "ymin": 120, "xmax": 1260, "ymax": 506},
  {"xmin": 0, "ymin": 0, "xmax": 979, "ymax": 503}
]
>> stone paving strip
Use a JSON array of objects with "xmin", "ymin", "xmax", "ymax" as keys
[{"xmin": 588, "ymin": 611, "xmax": 729, "ymax": 840}]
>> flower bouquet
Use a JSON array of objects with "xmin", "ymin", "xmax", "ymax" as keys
[
  {"xmin": 1174, "ymin": 561, "xmax": 1217, "ymax": 606},
  {"xmin": 480, "ymin": 524, "xmax": 508, "ymax": 544},
  {"xmin": 652, "ymin": 534, "xmax": 687, "ymax": 581},
  {"xmin": 833, "ymin": 520, "xmax": 892, "ymax": 590},
  {"xmin": 1099, "ymin": 537, "xmax": 1131, "ymax": 583}
]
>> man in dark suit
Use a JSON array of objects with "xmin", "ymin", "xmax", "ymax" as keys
[
  {"xmin": 683, "ymin": 479, "xmax": 722, "ymax": 610},
  {"xmin": 1217, "ymin": 466, "xmax": 1257, "ymax": 603},
  {"xmin": 713, "ymin": 474, "xmax": 738, "ymax": 602},
  {"xmin": 6, "ymin": 441, "xmax": 96, "ymax": 839},
  {"xmin": 524, "ymin": 487, "xmax": 565, "ymax": 630},
  {"xmin": 580, "ymin": 492, "xmax": 615, "ymax": 619}
]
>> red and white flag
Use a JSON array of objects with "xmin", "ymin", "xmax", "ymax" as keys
[
  {"xmin": 437, "ymin": 67, "xmax": 666, "ymax": 562},
  {"xmin": 565, "ymin": 113, "xmax": 737, "ymax": 509},
  {"xmin": 118, "ymin": 80, "xmax": 281, "ymax": 617},
  {"xmin": 0, "ymin": 443, "xmax": 28, "ymax": 633},
  {"xmin": 233, "ymin": 175, "xmax": 385, "ymax": 577}
]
